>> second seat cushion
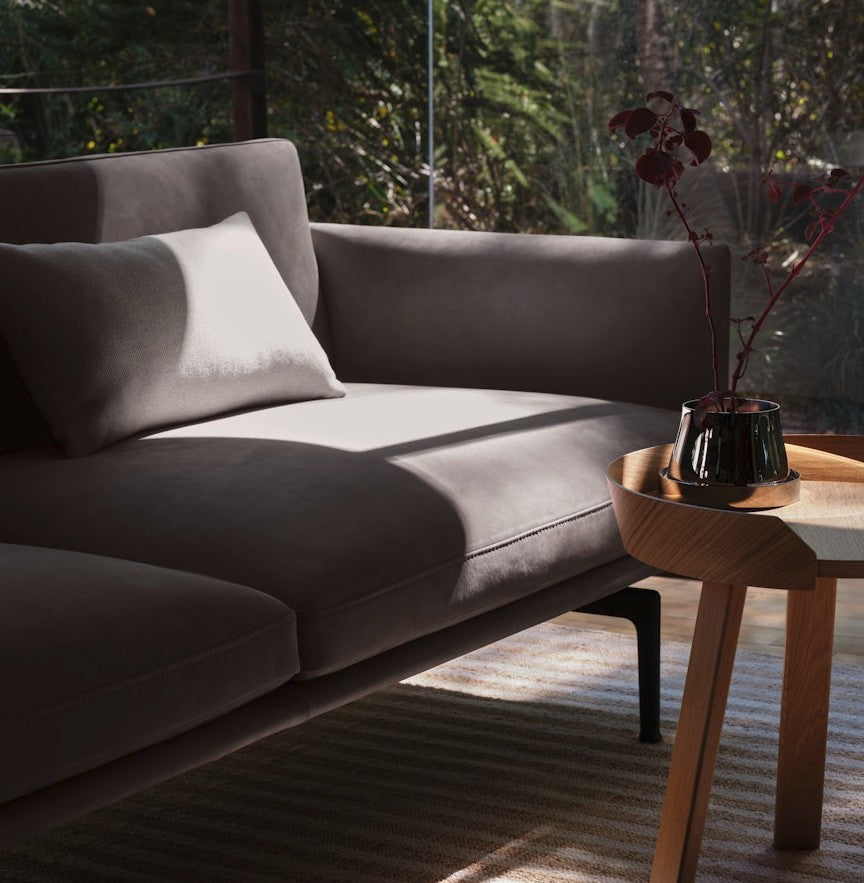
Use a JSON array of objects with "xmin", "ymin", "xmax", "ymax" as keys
[
  {"xmin": 0, "ymin": 543, "xmax": 299, "ymax": 804},
  {"xmin": 0, "ymin": 384, "xmax": 676, "ymax": 677}
]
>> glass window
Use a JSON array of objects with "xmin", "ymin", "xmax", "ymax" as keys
[
  {"xmin": 2, "ymin": 0, "xmax": 862, "ymax": 431},
  {"xmin": 426, "ymin": 0, "xmax": 864, "ymax": 431}
]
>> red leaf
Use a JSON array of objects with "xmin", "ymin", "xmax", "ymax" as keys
[
  {"xmin": 646, "ymin": 90, "xmax": 674, "ymax": 103},
  {"xmin": 742, "ymin": 248, "xmax": 768, "ymax": 264},
  {"xmin": 804, "ymin": 220, "xmax": 821, "ymax": 240},
  {"xmin": 624, "ymin": 107, "xmax": 659, "ymax": 138},
  {"xmin": 607, "ymin": 109, "xmax": 631, "ymax": 134},
  {"xmin": 826, "ymin": 168, "xmax": 849, "ymax": 188},
  {"xmin": 792, "ymin": 184, "xmax": 813, "ymax": 205},
  {"xmin": 736, "ymin": 399, "xmax": 763, "ymax": 413},
  {"xmin": 635, "ymin": 149, "xmax": 678, "ymax": 186},
  {"xmin": 680, "ymin": 108, "xmax": 699, "ymax": 132},
  {"xmin": 765, "ymin": 181, "xmax": 782, "ymax": 203},
  {"xmin": 682, "ymin": 130, "xmax": 712, "ymax": 164}
]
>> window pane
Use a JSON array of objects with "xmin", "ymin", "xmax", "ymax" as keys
[
  {"xmin": 0, "ymin": 1, "xmax": 230, "ymax": 159},
  {"xmin": 3, "ymin": 1, "xmax": 861, "ymax": 431},
  {"xmin": 267, "ymin": 1, "xmax": 429, "ymax": 226},
  {"xmin": 435, "ymin": 0, "xmax": 864, "ymax": 431}
]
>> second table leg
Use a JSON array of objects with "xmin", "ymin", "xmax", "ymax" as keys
[{"xmin": 774, "ymin": 575, "xmax": 837, "ymax": 849}]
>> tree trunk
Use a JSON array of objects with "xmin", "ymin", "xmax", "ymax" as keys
[
  {"xmin": 747, "ymin": 5, "xmax": 774, "ymax": 241},
  {"xmin": 635, "ymin": 0, "xmax": 676, "ymax": 92},
  {"xmin": 229, "ymin": 0, "xmax": 267, "ymax": 141}
]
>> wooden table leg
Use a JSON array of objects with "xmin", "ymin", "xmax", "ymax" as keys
[
  {"xmin": 650, "ymin": 581, "xmax": 747, "ymax": 883},
  {"xmin": 774, "ymin": 575, "xmax": 837, "ymax": 849}
]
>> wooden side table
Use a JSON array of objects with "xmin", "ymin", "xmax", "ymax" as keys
[{"xmin": 607, "ymin": 435, "xmax": 864, "ymax": 883}]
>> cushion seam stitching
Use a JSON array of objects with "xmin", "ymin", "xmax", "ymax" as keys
[
  {"xmin": 295, "ymin": 553, "xmax": 649, "ymax": 679},
  {"xmin": 301, "ymin": 500, "xmax": 614, "ymax": 619}
]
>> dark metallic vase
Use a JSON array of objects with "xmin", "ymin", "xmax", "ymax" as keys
[{"xmin": 668, "ymin": 398, "xmax": 790, "ymax": 486}]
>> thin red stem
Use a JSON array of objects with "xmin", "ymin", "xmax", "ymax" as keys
[{"xmin": 665, "ymin": 180, "xmax": 721, "ymax": 394}]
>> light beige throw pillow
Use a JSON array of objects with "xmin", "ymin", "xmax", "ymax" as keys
[{"xmin": 0, "ymin": 212, "xmax": 345, "ymax": 456}]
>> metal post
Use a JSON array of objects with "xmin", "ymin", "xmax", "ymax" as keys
[
  {"xmin": 229, "ymin": 0, "xmax": 267, "ymax": 141},
  {"xmin": 427, "ymin": 0, "xmax": 435, "ymax": 228}
]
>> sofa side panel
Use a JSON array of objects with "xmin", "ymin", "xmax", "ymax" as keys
[{"xmin": 313, "ymin": 224, "xmax": 730, "ymax": 411}]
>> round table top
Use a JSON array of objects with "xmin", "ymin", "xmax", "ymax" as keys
[{"xmin": 607, "ymin": 436, "xmax": 864, "ymax": 590}]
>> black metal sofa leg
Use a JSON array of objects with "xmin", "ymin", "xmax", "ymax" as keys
[{"xmin": 576, "ymin": 586, "xmax": 662, "ymax": 743}]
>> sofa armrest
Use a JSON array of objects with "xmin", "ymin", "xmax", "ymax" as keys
[{"xmin": 312, "ymin": 223, "xmax": 730, "ymax": 410}]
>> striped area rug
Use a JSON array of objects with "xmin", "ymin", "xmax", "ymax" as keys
[{"xmin": 2, "ymin": 623, "xmax": 863, "ymax": 882}]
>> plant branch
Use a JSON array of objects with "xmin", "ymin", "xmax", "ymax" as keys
[
  {"xmin": 730, "ymin": 169, "xmax": 864, "ymax": 391},
  {"xmin": 610, "ymin": 91, "xmax": 864, "ymax": 408},
  {"xmin": 664, "ymin": 180, "xmax": 720, "ymax": 394}
]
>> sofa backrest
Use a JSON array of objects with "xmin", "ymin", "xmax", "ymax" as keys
[{"xmin": 0, "ymin": 138, "xmax": 327, "ymax": 450}]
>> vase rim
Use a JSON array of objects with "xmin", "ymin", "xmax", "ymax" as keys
[{"xmin": 681, "ymin": 397, "xmax": 781, "ymax": 413}]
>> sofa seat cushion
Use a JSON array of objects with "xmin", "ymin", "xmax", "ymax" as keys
[
  {"xmin": 0, "ymin": 384, "xmax": 676, "ymax": 677},
  {"xmin": 0, "ymin": 544, "xmax": 299, "ymax": 804}
]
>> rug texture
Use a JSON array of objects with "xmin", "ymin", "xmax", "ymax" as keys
[{"xmin": 2, "ymin": 623, "xmax": 862, "ymax": 882}]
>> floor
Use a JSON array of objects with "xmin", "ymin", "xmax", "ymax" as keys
[{"xmin": 557, "ymin": 574, "xmax": 864, "ymax": 666}]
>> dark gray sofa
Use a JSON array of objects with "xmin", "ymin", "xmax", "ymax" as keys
[{"xmin": 0, "ymin": 139, "xmax": 730, "ymax": 849}]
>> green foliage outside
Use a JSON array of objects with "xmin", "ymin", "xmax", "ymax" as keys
[
  {"xmin": 1, "ymin": 0, "xmax": 863, "ymax": 429},
  {"xmin": 0, "ymin": 1, "xmax": 232, "ymax": 160},
  {"xmin": 4, "ymin": 1, "xmax": 861, "ymax": 234},
  {"xmin": 265, "ymin": 0, "xmax": 642, "ymax": 234}
]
